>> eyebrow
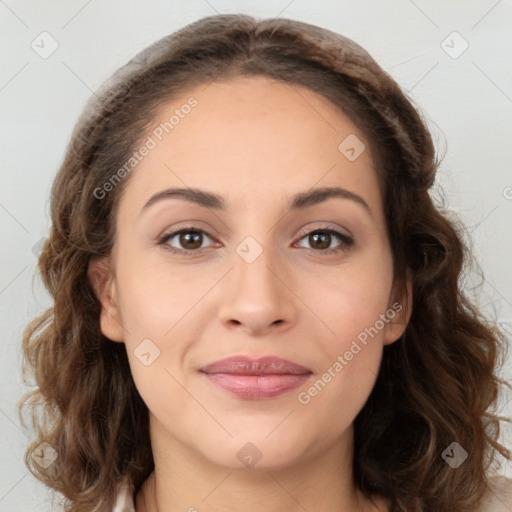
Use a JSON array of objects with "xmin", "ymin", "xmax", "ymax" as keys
[{"xmin": 141, "ymin": 186, "xmax": 372, "ymax": 217}]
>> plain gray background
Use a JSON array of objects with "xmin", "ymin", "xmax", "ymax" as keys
[{"xmin": 1, "ymin": 1, "xmax": 511, "ymax": 510}]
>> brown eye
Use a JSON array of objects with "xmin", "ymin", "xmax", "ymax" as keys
[
  {"xmin": 308, "ymin": 232, "xmax": 331, "ymax": 250},
  {"xmin": 178, "ymin": 231, "xmax": 203, "ymax": 250},
  {"xmin": 158, "ymin": 226, "xmax": 353, "ymax": 256},
  {"xmin": 296, "ymin": 229, "xmax": 354, "ymax": 254},
  {"xmin": 158, "ymin": 228, "xmax": 215, "ymax": 253}
]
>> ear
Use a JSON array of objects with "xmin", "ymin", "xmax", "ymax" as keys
[
  {"xmin": 383, "ymin": 274, "xmax": 413, "ymax": 346},
  {"xmin": 87, "ymin": 256, "xmax": 125, "ymax": 342}
]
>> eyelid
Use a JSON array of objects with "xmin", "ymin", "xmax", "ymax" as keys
[
  {"xmin": 293, "ymin": 227, "xmax": 354, "ymax": 253},
  {"xmin": 157, "ymin": 227, "xmax": 219, "ymax": 253},
  {"xmin": 294, "ymin": 223, "xmax": 353, "ymax": 242},
  {"xmin": 157, "ymin": 224, "xmax": 354, "ymax": 255}
]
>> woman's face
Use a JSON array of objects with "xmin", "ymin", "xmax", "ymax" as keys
[{"xmin": 91, "ymin": 75, "xmax": 411, "ymax": 471}]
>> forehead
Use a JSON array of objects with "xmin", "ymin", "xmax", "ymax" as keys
[{"xmin": 118, "ymin": 75, "xmax": 382, "ymax": 217}]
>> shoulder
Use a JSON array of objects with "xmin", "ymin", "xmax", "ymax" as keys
[
  {"xmin": 112, "ymin": 479, "xmax": 136, "ymax": 512},
  {"xmin": 479, "ymin": 475, "xmax": 512, "ymax": 512}
]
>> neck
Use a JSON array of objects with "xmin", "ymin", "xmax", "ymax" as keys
[{"xmin": 135, "ymin": 416, "xmax": 387, "ymax": 512}]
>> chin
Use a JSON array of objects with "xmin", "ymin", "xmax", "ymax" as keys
[{"xmin": 196, "ymin": 428, "xmax": 312, "ymax": 472}]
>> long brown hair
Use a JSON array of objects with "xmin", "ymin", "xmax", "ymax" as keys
[{"xmin": 19, "ymin": 13, "xmax": 511, "ymax": 511}]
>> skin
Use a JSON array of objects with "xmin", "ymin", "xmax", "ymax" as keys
[{"xmin": 89, "ymin": 76, "xmax": 412, "ymax": 512}]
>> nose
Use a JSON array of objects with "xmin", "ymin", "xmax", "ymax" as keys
[{"xmin": 217, "ymin": 242, "xmax": 297, "ymax": 336}]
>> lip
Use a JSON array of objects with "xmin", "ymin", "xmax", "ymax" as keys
[{"xmin": 200, "ymin": 356, "xmax": 313, "ymax": 400}]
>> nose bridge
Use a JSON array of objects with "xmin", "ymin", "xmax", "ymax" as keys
[
  {"xmin": 229, "ymin": 201, "xmax": 282, "ymax": 277},
  {"xmin": 217, "ymin": 227, "xmax": 297, "ymax": 333},
  {"xmin": 232, "ymin": 232, "xmax": 283, "ymax": 299}
]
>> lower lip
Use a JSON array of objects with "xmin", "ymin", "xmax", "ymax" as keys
[{"xmin": 203, "ymin": 373, "xmax": 312, "ymax": 399}]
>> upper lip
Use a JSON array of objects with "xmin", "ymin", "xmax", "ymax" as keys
[{"xmin": 200, "ymin": 356, "xmax": 312, "ymax": 375}]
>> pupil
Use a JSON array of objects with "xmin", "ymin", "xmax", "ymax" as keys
[
  {"xmin": 311, "ymin": 232, "xmax": 330, "ymax": 250},
  {"xmin": 181, "ymin": 232, "xmax": 201, "ymax": 249}
]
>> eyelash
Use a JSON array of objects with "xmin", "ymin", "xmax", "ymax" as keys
[{"xmin": 157, "ymin": 226, "xmax": 354, "ymax": 256}]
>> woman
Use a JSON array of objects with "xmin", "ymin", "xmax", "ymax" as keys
[{"xmin": 20, "ymin": 13, "xmax": 512, "ymax": 512}]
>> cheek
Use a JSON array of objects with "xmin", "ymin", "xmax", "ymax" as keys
[
  {"xmin": 113, "ymin": 258, "xmax": 213, "ymax": 401},
  {"xmin": 306, "ymin": 253, "xmax": 394, "ymax": 345},
  {"xmin": 115, "ymin": 266, "xmax": 195, "ymax": 422},
  {"xmin": 115, "ymin": 258, "xmax": 214, "ymax": 339},
  {"xmin": 295, "ymin": 271, "xmax": 391, "ymax": 436},
  {"xmin": 296, "ymin": 248, "xmax": 393, "ymax": 406}
]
